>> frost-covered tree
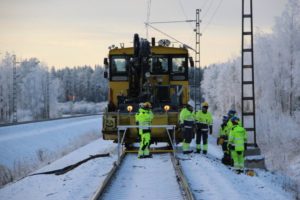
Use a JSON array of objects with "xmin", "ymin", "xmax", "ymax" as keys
[
  {"xmin": 54, "ymin": 65, "xmax": 108, "ymax": 102},
  {"xmin": 201, "ymin": 0, "xmax": 300, "ymax": 187},
  {"xmin": 0, "ymin": 53, "xmax": 13, "ymax": 123},
  {"xmin": 0, "ymin": 54, "xmax": 61, "ymax": 122},
  {"xmin": 272, "ymin": 0, "xmax": 300, "ymax": 115}
]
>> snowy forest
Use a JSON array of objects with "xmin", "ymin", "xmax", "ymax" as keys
[
  {"xmin": 0, "ymin": 54, "xmax": 108, "ymax": 123},
  {"xmin": 201, "ymin": 0, "xmax": 300, "ymax": 190}
]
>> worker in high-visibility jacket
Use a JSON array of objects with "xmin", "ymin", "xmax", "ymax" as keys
[
  {"xmin": 179, "ymin": 104, "xmax": 195, "ymax": 154},
  {"xmin": 135, "ymin": 102, "xmax": 154, "ymax": 158},
  {"xmin": 228, "ymin": 116, "xmax": 248, "ymax": 172},
  {"xmin": 218, "ymin": 116, "xmax": 229, "ymax": 153},
  {"xmin": 218, "ymin": 116, "xmax": 232, "ymax": 165},
  {"xmin": 226, "ymin": 109, "xmax": 241, "ymax": 131},
  {"xmin": 194, "ymin": 102, "xmax": 213, "ymax": 154}
]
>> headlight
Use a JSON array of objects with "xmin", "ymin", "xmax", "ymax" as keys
[
  {"xmin": 127, "ymin": 105, "xmax": 133, "ymax": 112},
  {"xmin": 164, "ymin": 105, "xmax": 170, "ymax": 112}
]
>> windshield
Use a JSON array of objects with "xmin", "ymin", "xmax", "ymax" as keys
[
  {"xmin": 111, "ymin": 57, "xmax": 127, "ymax": 73},
  {"xmin": 172, "ymin": 57, "xmax": 186, "ymax": 73},
  {"xmin": 150, "ymin": 57, "xmax": 168, "ymax": 74}
]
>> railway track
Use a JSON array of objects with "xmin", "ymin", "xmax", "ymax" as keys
[{"xmin": 92, "ymin": 151, "xmax": 195, "ymax": 200}]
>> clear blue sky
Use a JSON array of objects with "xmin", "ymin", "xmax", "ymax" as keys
[{"xmin": 0, "ymin": 0, "xmax": 287, "ymax": 68}]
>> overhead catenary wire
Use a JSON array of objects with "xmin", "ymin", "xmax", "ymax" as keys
[
  {"xmin": 201, "ymin": 0, "xmax": 210, "ymax": 11},
  {"xmin": 145, "ymin": 23, "xmax": 196, "ymax": 52},
  {"xmin": 146, "ymin": 0, "xmax": 152, "ymax": 39},
  {"xmin": 177, "ymin": 0, "xmax": 194, "ymax": 29},
  {"xmin": 201, "ymin": 0, "xmax": 215, "ymax": 20},
  {"xmin": 202, "ymin": 0, "xmax": 224, "ymax": 33}
]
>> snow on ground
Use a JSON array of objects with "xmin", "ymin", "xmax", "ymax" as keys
[
  {"xmin": 102, "ymin": 153, "xmax": 182, "ymax": 200},
  {"xmin": 0, "ymin": 115, "xmax": 297, "ymax": 200},
  {"xmin": 183, "ymin": 136, "xmax": 297, "ymax": 200},
  {"xmin": 0, "ymin": 115, "xmax": 102, "ymax": 185},
  {"xmin": 0, "ymin": 139, "xmax": 117, "ymax": 200}
]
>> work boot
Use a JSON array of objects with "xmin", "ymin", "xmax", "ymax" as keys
[
  {"xmin": 183, "ymin": 150, "xmax": 193, "ymax": 154},
  {"xmin": 235, "ymin": 169, "xmax": 244, "ymax": 174},
  {"xmin": 202, "ymin": 150, "xmax": 207, "ymax": 155},
  {"xmin": 195, "ymin": 149, "xmax": 201, "ymax": 154},
  {"xmin": 144, "ymin": 153, "xmax": 153, "ymax": 158},
  {"xmin": 138, "ymin": 155, "xmax": 145, "ymax": 159}
]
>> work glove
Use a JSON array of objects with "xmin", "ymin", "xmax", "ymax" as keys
[
  {"xmin": 228, "ymin": 144, "xmax": 234, "ymax": 151},
  {"xmin": 244, "ymin": 143, "xmax": 247, "ymax": 151},
  {"xmin": 209, "ymin": 125, "xmax": 213, "ymax": 135}
]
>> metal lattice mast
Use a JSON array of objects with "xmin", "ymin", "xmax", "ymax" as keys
[
  {"xmin": 46, "ymin": 67, "xmax": 50, "ymax": 119},
  {"xmin": 12, "ymin": 55, "xmax": 18, "ymax": 123},
  {"xmin": 241, "ymin": 0, "xmax": 257, "ymax": 146},
  {"xmin": 194, "ymin": 9, "xmax": 201, "ymax": 109}
]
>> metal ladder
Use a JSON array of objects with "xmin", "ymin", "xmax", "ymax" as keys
[{"xmin": 242, "ymin": 0, "xmax": 265, "ymax": 169}]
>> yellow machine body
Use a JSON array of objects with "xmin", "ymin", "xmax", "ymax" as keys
[{"xmin": 102, "ymin": 40, "xmax": 191, "ymax": 145}]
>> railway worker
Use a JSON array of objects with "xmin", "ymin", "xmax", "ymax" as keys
[
  {"xmin": 228, "ymin": 116, "xmax": 248, "ymax": 173},
  {"xmin": 179, "ymin": 103, "xmax": 195, "ymax": 154},
  {"xmin": 217, "ymin": 116, "xmax": 231, "ymax": 165},
  {"xmin": 226, "ymin": 109, "xmax": 241, "ymax": 131},
  {"xmin": 135, "ymin": 102, "xmax": 154, "ymax": 158},
  {"xmin": 194, "ymin": 102, "xmax": 213, "ymax": 154}
]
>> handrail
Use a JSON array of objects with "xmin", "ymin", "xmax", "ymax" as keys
[{"xmin": 116, "ymin": 125, "xmax": 177, "ymax": 163}]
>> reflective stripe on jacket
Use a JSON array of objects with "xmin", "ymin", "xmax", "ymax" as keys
[
  {"xmin": 228, "ymin": 125, "xmax": 247, "ymax": 151},
  {"xmin": 179, "ymin": 108, "xmax": 195, "ymax": 124},
  {"xmin": 194, "ymin": 111, "xmax": 213, "ymax": 125},
  {"xmin": 135, "ymin": 108, "xmax": 154, "ymax": 130}
]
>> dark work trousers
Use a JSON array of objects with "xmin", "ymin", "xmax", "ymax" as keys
[
  {"xmin": 222, "ymin": 141, "xmax": 228, "ymax": 152},
  {"xmin": 183, "ymin": 127, "xmax": 194, "ymax": 143},
  {"xmin": 196, "ymin": 129, "xmax": 208, "ymax": 151}
]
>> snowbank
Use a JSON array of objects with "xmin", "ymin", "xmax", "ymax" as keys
[{"xmin": 0, "ymin": 115, "xmax": 102, "ymax": 186}]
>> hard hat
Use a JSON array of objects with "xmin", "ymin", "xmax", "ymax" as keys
[
  {"xmin": 201, "ymin": 102, "xmax": 209, "ymax": 107},
  {"xmin": 231, "ymin": 116, "xmax": 239, "ymax": 123},
  {"xmin": 139, "ymin": 103, "xmax": 144, "ymax": 108},
  {"xmin": 227, "ymin": 109, "xmax": 236, "ymax": 116},
  {"xmin": 186, "ymin": 104, "xmax": 193, "ymax": 112},
  {"xmin": 222, "ymin": 116, "xmax": 228, "ymax": 121},
  {"xmin": 143, "ymin": 102, "xmax": 152, "ymax": 109}
]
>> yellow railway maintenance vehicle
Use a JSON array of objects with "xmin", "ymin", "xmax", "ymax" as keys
[{"xmin": 102, "ymin": 34, "xmax": 193, "ymax": 146}]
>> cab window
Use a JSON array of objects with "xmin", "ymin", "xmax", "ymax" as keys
[
  {"xmin": 172, "ymin": 57, "xmax": 186, "ymax": 73},
  {"xmin": 150, "ymin": 57, "xmax": 168, "ymax": 74},
  {"xmin": 111, "ymin": 57, "xmax": 127, "ymax": 73}
]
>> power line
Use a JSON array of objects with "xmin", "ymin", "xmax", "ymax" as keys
[
  {"xmin": 201, "ymin": 0, "xmax": 215, "ymax": 20},
  {"xmin": 145, "ymin": 23, "xmax": 195, "ymax": 51},
  {"xmin": 149, "ymin": 20, "xmax": 195, "ymax": 24},
  {"xmin": 203, "ymin": 0, "xmax": 224, "ymax": 33},
  {"xmin": 201, "ymin": 0, "xmax": 210, "ymax": 10},
  {"xmin": 146, "ymin": 0, "xmax": 152, "ymax": 39},
  {"xmin": 177, "ymin": 0, "xmax": 194, "ymax": 29}
]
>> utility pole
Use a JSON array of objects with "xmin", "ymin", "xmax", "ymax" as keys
[
  {"xmin": 145, "ymin": 9, "xmax": 201, "ymax": 108},
  {"xmin": 12, "ymin": 55, "xmax": 19, "ymax": 123},
  {"xmin": 241, "ymin": 0, "xmax": 256, "ymax": 146},
  {"xmin": 45, "ymin": 67, "xmax": 50, "ymax": 119},
  {"xmin": 194, "ymin": 9, "xmax": 201, "ymax": 109}
]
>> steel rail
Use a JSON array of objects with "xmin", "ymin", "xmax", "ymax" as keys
[{"xmin": 91, "ymin": 152, "xmax": 195, "ymax": 200}]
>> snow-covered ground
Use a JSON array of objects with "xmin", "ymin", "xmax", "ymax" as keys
[
  {"xmin": 0, "ymin": 115, "xmax": 102, "ymax": 185},
  {"xmin": 0, "ymin": 115, "xmax": 297, "ymax": 200},
  {"xmin": 0, "ymin": 139, "xmax": 116, "ymax": 200},
  {"xmin": 184, "ymin": 138, "xmax": 296, "ymax": 200}
]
